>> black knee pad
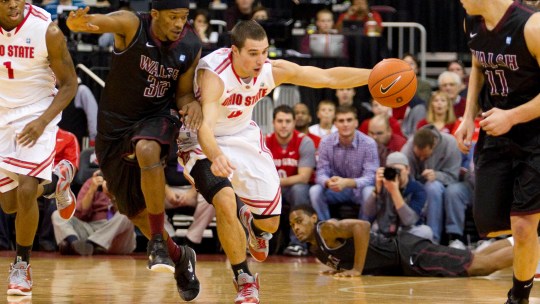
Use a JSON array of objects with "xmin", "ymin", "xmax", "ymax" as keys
[{"xmin": 190, "ymin": 159, "xmax": 232, "ymax": 204}]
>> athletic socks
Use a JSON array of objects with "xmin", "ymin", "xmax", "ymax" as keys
[
  {"xmin": 510, "ymin": 274, "xmax": 534, "ymax": 300},
  {"xmin": 167, "ymin": 236, "xmax": 182, "ymax": 262},
  {"xmin": 148, "ymin": 212, "xmax": 165, "ymax": 236},
  {"xmin": 15, "ymin": 244, "xmax": 32, "ymax": 264},
  {"xmin": 231, "ymin": 260, "xmax": 251, "ymax": 280}
]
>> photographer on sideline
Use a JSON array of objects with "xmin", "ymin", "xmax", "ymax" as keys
[{"xmin": 362, "ymin": 152, "xmax": 433, "ymax": 241}]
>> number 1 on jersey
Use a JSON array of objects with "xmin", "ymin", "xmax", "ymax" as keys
[{"xmin": 3, "ymin": 61, "xmax": 14, "ymax": 79}]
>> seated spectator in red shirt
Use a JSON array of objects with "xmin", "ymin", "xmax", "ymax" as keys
[
  {"xmin": 335, "ymin": 0, "xmax": 383, "ymax": 35},
  {"xmin": 293, "ymin": 103, "xmax": 321, "ymax": 149},
  {"xmin": 367, "ymin": 115, "xmax": 407, "ymax": 166},
  {"xmin": 359, "ymin": 99, "xmax": 404, "ymax": 138},
  {"xmin": 416, "ymin": 91, "xmax": 456, "ymax": 134}
]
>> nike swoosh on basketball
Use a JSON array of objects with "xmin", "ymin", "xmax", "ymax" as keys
[
  {"xmin": 146, "ymin": 42, "xmax": 156, "ymax": 48},
  {"xmin": 379, "ymin": 75, "xmax": 402, "ymax": 94},
  {"xmin": 470, "ymin": 32, "xmax": 477, "ymax": 38}
]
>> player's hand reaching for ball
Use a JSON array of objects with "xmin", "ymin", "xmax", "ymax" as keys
[
  {"xmin": 211, "ymin": 154, "xmax": 236, "ymax": 177},
  {"xmin": 67, "ymin": 7, "xmax": 100, "ymax": 32}
]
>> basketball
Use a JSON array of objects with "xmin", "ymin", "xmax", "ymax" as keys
[{"xmin": 368, "ymin": 58, "xmax": 417, "ymax": 108}]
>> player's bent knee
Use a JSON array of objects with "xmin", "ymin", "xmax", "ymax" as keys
[
  {"xmin": 135, "ymin": 140, "xmax": 161, "ymax": 163},
  {"xmin": 252, "ymin": 215, "xmax": 280, "ymax": 233}
]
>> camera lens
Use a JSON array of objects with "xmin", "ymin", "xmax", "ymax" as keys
[{"xmin": 383, "ymin": 167, "xmax": 400, "ymax": 180}]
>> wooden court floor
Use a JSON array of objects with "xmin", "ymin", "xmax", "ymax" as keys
[{"xmin": 0, "ymin": 251, "xmax": 539, "ymax": 304}]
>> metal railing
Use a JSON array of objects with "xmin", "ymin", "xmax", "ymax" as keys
[{"xmin": 381, "ymin": 22, "xmax": 427, "ymax": 80}]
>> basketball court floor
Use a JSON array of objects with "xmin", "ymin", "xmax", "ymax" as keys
[{"xmin": 1, "ymin": 251, "xmax": 540, "ymax": 303}]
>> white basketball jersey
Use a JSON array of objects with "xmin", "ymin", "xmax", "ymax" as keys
[
  {"xmin": 0, "ymin": 4, "xmax": 56, "ymax": 108},
  {"xmin": 194, "ymin": 48, "xmax": 276, "ymax": 136}
]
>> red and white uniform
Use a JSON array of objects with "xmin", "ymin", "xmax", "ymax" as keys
[
  {"xmin": 181, "ymin": 48, "xmax": 281, "ymax": 215},
  {"xmin": 0, "ymin": 5, "xmax": 59, "ymax": 192}
]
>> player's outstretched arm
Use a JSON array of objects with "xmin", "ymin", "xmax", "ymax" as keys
[
  {"xmin": 271, "ymin": 59, "xmax": 371, "ymax": 89},
  {"xmin": 17, "ymin": 23, "xmax": 78, "ymax": 147},
  {"xmin": 67, "ymin": 7, "xmax": 139, "ymax": 38},
  {"xmin": 322, "ymin": 219, "xmax": 370, "ymax": 277}
]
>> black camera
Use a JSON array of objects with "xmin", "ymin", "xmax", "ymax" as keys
[{"xmin": 383, "ymin": 167, "xmax": 401, "ymax": 180}]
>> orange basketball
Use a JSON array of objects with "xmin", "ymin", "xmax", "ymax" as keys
[{"xmin": 368, "ymin": 58, "xmax": 417, "ymax": 108}]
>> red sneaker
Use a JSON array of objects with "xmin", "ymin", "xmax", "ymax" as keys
[
  {"xmin": 7, "ymin": 262, "xmax": 32, "ymax": 296},
  {"xmin": 239, "ymin": 206, "xmax": 271, "ymax": 262},
  {"xmin": 233, "ymin": 273, "xmax": 260, "ymax": 304},
  {"xmin": 54, "ymin": 160, "xmax": 76, "ymax": 220}
]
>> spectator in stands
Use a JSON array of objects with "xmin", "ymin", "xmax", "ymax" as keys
[
  {"xmin": 58, "ymin": 79, "xmax": 98, "ymax": 147},
  {"xmin": 447, "ymin": 60, "xmax": 468, "ymax": 98},
  {"xmin": 416, "ymin": 91, "xmax": 457, "ymax": 134},
  {"xmin": 251, "ymin": 5, "xmax": 269, "ymax": 21},
  {"xmin": 335, "ymin": 0, "xmax": 383, "ymax": 35},
  {"xmin": 438, "ymin": 71, "xmax": 466, "ymax": 118},
  {"xmin": 402, "ymin": 53, "xmax": 432, "ymax": 103},
  {"xmin": 224, "ymin": 0, "xmax": 255, "ymax": 30},
  {"xmin": 363, "ymin": 152, "xmax": 432, "ymax": 241},
  {"xmin": 52, "ymin": 170, "xmax": 136, "ymax": 255},
  {"xmin": 309, "ymin": 100, "xmax": 337, "ymax": 138},
  {"xmin": 336, "ymin": 88, "xmax": 372, "ymax": 125},
  {"xmin": 192, "ymin": 9, "xmax": 218, "ymax": 46},
  {"xmin": 293, "ymin": 103, "xmax": 321, "ymax": 148},
  {"xmin": 43, "ymin": 0, "xmax": 85, "ymax": 21},
  {"xmin": 444, "ymin": 146, "xmax": 475, "ymax": 250},
  {"xmin": 401, "ymin": 126, "xmax": 461, "ymax": 244},
  {"xmin": 300, "ymin": 9, "xmax": 347, "ymax": 57},
  {"xmin": 266, "ymin": 105, "xmax": 316, "ymax": 256},
  {"xmin": 367, "ymin": 115, "xmax": 407, "ymax": 166},
  {"xmin": 523, "ymin": 0, "xmax": 540, "ymax": 8},
  {"xmin": 164, "ymin": 146, "xmax": 215, "ymax": 249},
  {"xmin": 310, "ymin": 106, "xmax": 378, "ymax": 221},
  {"xmin": 359, "ymin": 99, "xmax": 404, "ymax": 138}
]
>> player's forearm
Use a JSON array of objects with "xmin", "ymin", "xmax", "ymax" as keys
[
  {"xmin": 325, "ymin": 67, "xmax": 371, "ymax": 89},
  {"xmin": 176, "ymin": 92, "xmax": 196, "ymax": 110},
  {"xmin": 197, "ymin": 124, "xmax": 223, "ymax": 162},
  {"xmin": 352, "ymin": 221, "xmax": 370, "ymax": 273},
  {"xmin": 463, "ymin": 65, "xmax": 483, "ymax": 121},
  {"xmin": 507, "ymin": 94, "xmax": 540, "ymax": 126},
  {"xmin": 40, "ymin": 82, "xmax": 78, "ymax": 126}
]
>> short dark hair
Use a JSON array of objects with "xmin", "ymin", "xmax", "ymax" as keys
[
  {"xmin": 290, "ymin": 204, "xmax": 317, "ymax": 216},
  {"xmin": 413, "ymin": 127, "xmax": 436, "ymax": 149},
  {"xmin": 336, "ymin": 105, "xmax": 358, "ymax": 119},
  {"xmin": 231, "ymin": 20, "xmax": 267, "ymax": 50},
  {"xmin": 273, "ymin": 105, "xmax": 295, "ymax": 120}
]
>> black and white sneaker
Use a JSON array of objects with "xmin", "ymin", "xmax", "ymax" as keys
[
  {"xmin": 147, "ymin": 234, "xmax": 175, "ymax": 273},
  {"xmin": 174, "ymin": 245, "xmax": 200, "ymax": 301}
]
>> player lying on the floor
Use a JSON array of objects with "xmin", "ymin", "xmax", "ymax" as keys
[{"xmin": 289, "ymin": 204, "xmax": 514, "ymax": 277}]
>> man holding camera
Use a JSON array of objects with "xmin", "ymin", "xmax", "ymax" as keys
[
  {"xmin": 401, "ymin": 125, "xmax": 461, "ymax": 244},
  {"xmin": 362, "ymin": 152, "xmax": 432, "ymax": 241}
]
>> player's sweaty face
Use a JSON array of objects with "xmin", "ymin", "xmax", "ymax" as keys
[
  {"xmin": 155, "ymin": 8, "xmax": 189, "ymax": 42},
  {"xmin": 237, "ymin": 38, "xmax": 269, "ymax": 78},
  {"xmin": 0, "ymin": 0, "xmax": 25, "ymax": 31}
]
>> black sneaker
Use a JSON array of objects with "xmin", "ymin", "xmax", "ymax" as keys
[
  {"xmin": 147, "ymin": 234, "xmax": 175, "ymax": 273},
  {"xmin": 174, "ymin": 245, "xmax": 200, "ymax": 301},
  {"xmin": 505, "ymin": 289, "xmax": 529, "ymax": 304}
]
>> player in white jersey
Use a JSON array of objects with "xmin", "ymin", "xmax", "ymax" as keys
[
  {"xmin": 0, "ymin": 0, "xmax": 77, "ymax": 297},
  {"xmin": 180, "ymin": 20, "xmax": 375, "ymax": 304}
]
